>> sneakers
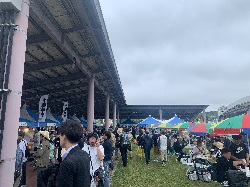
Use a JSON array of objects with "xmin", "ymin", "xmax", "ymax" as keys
[
  {"xmin": 220, "ymin": 181, "xmax": 229, "ymax": 187},
  {"xmin": 154, "ymin": 159, "xmax": 159, "ymax": 162},
  {"xmin": 162, "ymin": 160, "xmax": 166, "ymax": 167}
]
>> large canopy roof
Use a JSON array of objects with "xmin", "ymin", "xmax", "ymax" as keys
[
  {"xmin": 119, "ymin": 105, "xmax": 209, "ymax": 120},
  {"xmin": 21, "ymin": 0, "xmax": 125, "ymax": 118}
]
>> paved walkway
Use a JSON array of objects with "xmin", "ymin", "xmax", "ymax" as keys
[{"xmin": 26, "ymin": 161, "xmax": 37, "ymax": 187}]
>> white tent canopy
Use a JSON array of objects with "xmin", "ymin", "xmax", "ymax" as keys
[{"xmin": 20, "ymin": 104, "xmax": 36, "ymax": 122}]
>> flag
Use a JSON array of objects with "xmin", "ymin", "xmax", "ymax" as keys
[
  {"xmin": 62, "ymin": 101, "xmax": 68, "ymax": 122},
  {"xmin": 38, "ymin": 95, "xmax": 48, "ymax": 122}
]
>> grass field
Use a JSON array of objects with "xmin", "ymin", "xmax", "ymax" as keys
[{"xmin": 111, "ymin": 145, "xmax": 221, "ymax": 187}]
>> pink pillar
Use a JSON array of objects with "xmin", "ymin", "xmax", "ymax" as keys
[
  {"xmin": 0, "ymin": 1, "xmax": 30, "ymax": 186},
  {"xmin": 113, "ymin": 102, "xmax": 117, "ymax": 128},
  {"xmin": 87, "ymin": 75, "xmax": 95, "ymax": 132},
  {"xmin": 105, "ymin": 95, "xmax": 110, "ymax": 131}
]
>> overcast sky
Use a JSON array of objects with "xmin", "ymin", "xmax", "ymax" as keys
[{"xmin": 99, "ymin": 0, "xmax": 250, "ymax": 111}]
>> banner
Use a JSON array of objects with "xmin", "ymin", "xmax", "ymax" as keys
[
  {"xmin": 38, "ymin": 95, "xmax": 48, "ymax": 122},
  {"xmin": 47, "ymin": 123, "xmax": 57, "ymax": 126},
  {"xmin": 62, "ymin": 101, "xmax": 68, "ymax": 122},
  {"xmin": 19, "ymin": 122, "xmax": 27, "ymax": 126}
]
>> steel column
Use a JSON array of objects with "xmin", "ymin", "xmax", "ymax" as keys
[
  {"xmin": 105, "ymin": 95, "xmax": 110, "ymax": 130},
  {"xmin": 113, "ymin": 102, "xmax": 116, "ymax": 128},
  {"xmin": 87, "ymin": 75, "xmax": 95, "ymax": 132}
]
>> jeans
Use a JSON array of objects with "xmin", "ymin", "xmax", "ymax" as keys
[
  {"xmin": 144, "ymin": 148, "xmax": 151, "ymax": 164},
  {"xmin": 21, "ymin": 162, "xmax": 26, "ymax": 185},
  {"xmin": 120, "ymin": 144, "xmax": 128, "ymax": 167},
  {"xmin": 103, "ymin": 160, "xmax": 111, "ymax": 187}
]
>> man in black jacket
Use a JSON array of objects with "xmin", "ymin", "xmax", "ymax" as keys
[
  {"xmin": 55, "ymin": 121, "xmax": 90, "ymax": 187},
  {"xmin": 152, "ymin": 130, "xmax": 160, "ymax": 162},
  {"xmin": 141, "ymin": 131, "xmax": 153, "ymax": 164}
]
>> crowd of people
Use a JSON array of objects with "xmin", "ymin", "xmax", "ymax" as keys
[
  {"xmin": 15, "ymin": 122, "xmax": 139, "ymax": 187},
  {"xmin": 15, "ymin": 122, "xmax": 250, "ymax": 187}
]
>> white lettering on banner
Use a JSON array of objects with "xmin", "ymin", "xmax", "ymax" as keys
[
  {"xmin": 38, "ymin": 95, "xmax": 48, "ymax": 122},
  {"xmin": 19, "ymin": 122, "xmax": 27, "ymax": 126},
  {"xmin": 62, "ymin": 101, "xmax": 68, "ymax": 122},
  {"xmin": 47, "ymin": 123, "xmax": 56, "ymax": 126}
]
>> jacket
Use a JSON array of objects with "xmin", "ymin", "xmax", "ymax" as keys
[
  {"xmin": 141, "ymin": 134, "xmax": 153, "ymax": 150},
  {"xmin": 34, "ymin": 139, "xmax": 50, "ymax": 168},
  {"xmin": 55, "ymin": 145, "xmax": 90, "ymax": 187}
]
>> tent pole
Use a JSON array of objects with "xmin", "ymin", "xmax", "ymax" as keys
[{"xmin": 247, "ymin": 134, "xmax": 249, "ymax": 154}]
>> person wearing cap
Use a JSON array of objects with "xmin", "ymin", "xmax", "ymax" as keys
[
  {"xmin": 18, "ymin": 131, "xmax": 28, "ymax": 187},
  {"xmin": 220, "ymin": 136, "xmax": 231, "ymax": 148},
  {"xmin": 217, "ymin": 148, "xmax": 247, "ymax": 185},
  {"xmin": 229, "ymin": 135, "xmax": 249, "ymax": 164},
  {"xmin": 34, "ymin": 131, "xmax": 50, "ymax": 174}
]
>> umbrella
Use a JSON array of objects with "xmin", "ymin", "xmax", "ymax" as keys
[
  {"xmin": 187, "ymin": 123, "xmax": 207, "ymax": 136},
  {"xmin": 138, "ymin": 115, "xmax": 161, "ymax": 127},
  {"xmin": 241, "ymin": 114, "xmax": 250, "ymax": 134},
  {"xmin": 213, "ymin": 114, "xmax": 243, "ymax": 134},
  {"xmin": 157, "ymin": 123, "xmax": 174, "ymax": 129},
  {"xmin": 173, "ymin": 122, "xmax": 194, "ymax": 131}
]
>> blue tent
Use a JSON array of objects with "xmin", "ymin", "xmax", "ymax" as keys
[
  {"xmin": 26, "ymin": 107, "xmax": 59, "ymax": 127},
  {"xmin": 51, "ymin": 113, "xmax": 63, "ymax": 123},
  {"xmin": 168, "ymin": 115, "xmax": 184, "ymax": 125},
  {"xmin": 121, "ymin": 118, "xmax": 136, "ymax": 126},
  {"xmin": 19, "ymin": 118, "xmax": 37, "ymax": 128},
  {"xmin": 138, "ymin": 115, "xmax": 161, "ymax": 127}
]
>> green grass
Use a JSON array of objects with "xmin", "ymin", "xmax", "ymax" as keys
[{"xmin": 111, "ymin": 145, "xmax": 221, "ymax": 187}]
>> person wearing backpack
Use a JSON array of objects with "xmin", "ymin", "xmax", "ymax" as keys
[
  {"xmin": 141, "ymin": 131, "xmax": 153, "ymax": 164},
  {"xmin": 18, "ymin": 131, "xmax": 27, "ymax": 187},
  {"xmin": 119, "ymin": 128, "xmax": 131, "ymax": 167}
]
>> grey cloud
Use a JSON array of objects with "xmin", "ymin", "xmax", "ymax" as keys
[{"xmin": 99, "ymin": 0, "xmax": 250, "ymax": 111}]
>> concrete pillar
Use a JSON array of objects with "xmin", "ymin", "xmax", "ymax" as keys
[
  {"xmin": 159, "ymin": 107, "xmax": 163, "ymax": 121},
  {"xmin": 87, "ymin": 75, "xmax": 95, "ymax": 132},
  {"xmin": 203, "ymin": 108, "xmax": 206, "ymax": 123},
  {"xmin": 105, "ymin": 95, "xmax": 110, "ymax": 131},
  {"xmin": 113, "ymin": 102, "xmax": 117, "ymax": 129},
  {"xmin": 117, "ymin": 108, "xmax": 120, "ymax": 125},
  {"xmin": 0, "ymin": 1, "xmax": 30, "ymax": 186}
]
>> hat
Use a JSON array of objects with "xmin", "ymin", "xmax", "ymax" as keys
[
  {"xmin": 213, "ymin": 142, "xmax": 224, "ymax": 149},
  {"xmin": 40, "ymin": 131, "xmax": 50, "ymax": 140},
  {"xmin": 232, "ymin": 135, "xmax": 242, "ymax": 140},
  {"xmin": 18, "ymin": 131, "xmax": 25, "ymax": 137}
]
